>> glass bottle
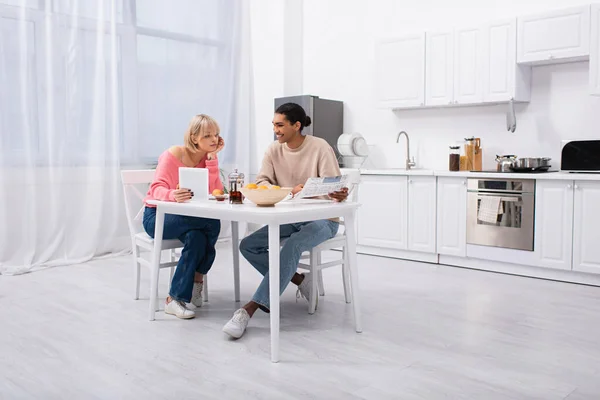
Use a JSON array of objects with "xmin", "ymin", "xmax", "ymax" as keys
[
  {"xmin": 449, "ymin": 146, "xmax": 460, "ymax": 171},
  {"xmin": 228, "ymin": 169, "xmax": 244, "ymax": 204}
]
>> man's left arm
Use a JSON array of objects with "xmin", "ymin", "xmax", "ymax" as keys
[{"xmin": 318, "ymin": 147, "xmax": 349, "ymax": 203}]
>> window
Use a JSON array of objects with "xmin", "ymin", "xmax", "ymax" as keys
[{"xmin": 0, "ymin": 0, "xmax": 239, "ymax": 165}]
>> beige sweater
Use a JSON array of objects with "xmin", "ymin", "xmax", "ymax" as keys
[{"xmin": 255, "ymin": 135, "xmax": 341, "ymax": 188}]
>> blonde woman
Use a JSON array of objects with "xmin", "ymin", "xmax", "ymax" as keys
[{"xmin": 142, "ymin": 114, "xmax": 225, "ymax": 319}]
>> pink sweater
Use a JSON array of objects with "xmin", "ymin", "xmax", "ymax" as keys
[{"xmin": 144, "ymin": 150, "xmax": 223, "ymax": 207}]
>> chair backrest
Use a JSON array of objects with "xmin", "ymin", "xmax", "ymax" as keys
[
  {"xmin": 342, "ymin": 168, "xmax": 361, "ymax": 202},
  {"xmin": 121, "ymin": 169, "xmax": 156, "ymax": 237}
]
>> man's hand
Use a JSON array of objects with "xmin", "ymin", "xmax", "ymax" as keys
[
  {"xmin": 291, "ymin": 184, "xmax": 304, "ymax": 197},
  {"xmin": 328, "ymin": 187, "xmax": 349, "ymax": 202}
]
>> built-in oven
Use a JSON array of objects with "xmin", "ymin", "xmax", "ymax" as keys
[{"xmin": 467, "ymin": 178, "xmax": 535, "ymax": 251}]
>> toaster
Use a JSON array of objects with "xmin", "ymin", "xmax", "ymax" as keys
[{"xmin": 561, "ymin": 140, "xmax": 600, "ymax": 173}]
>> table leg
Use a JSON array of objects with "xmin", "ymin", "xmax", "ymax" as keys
[
  {"xmin": 344, "ymin": 211, "xmax": 362, "ymax": 333},
  {"xmin": 268, "ymin": 223, "xmax": 280, "ymax": 363},
  {"xmin": 150, "ymin": 207, "xmax": 165, "ymax": 321},
  {"xmin": 231, "ymin": 221, "xmax": 240, "ymax": 302}
]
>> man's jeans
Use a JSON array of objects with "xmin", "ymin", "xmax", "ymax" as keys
[
  {"xmin": 143, "ymin": 207, "xmax": 220, "ymax": 303},
  {"xmin": 240, "ymin": 219, "xmax": 339, "ymax": 312}
]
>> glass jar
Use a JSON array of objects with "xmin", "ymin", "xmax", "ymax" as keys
[
  {"xmin": 228, "ymin": 169, "xmax": 244, "ymax": 204},
  {"xmin": 449, "ymin": 146, "xmax": 460, "ymax": 171}
]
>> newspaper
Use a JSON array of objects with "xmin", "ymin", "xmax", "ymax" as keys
[{"xmin": 294, "ymin": 175, "xmax": 349, "ymax": 199}]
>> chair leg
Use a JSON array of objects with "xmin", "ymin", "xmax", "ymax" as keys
[
  {"xmin": 202, "ymin": 275, "xmax": 209, "ymax": 302},
  {"xmin": 309, "ymin": 251, "xmax": 318, "ymax": 315},
  {"xmin": 342, "ymin": 246, "xmax": 352, "ymax": 304},
  {"xmin": 133, "ymin": 242, "xmax": 141, "ymax": 300},
  {"xmin": 169, "ymin": 250, "xmax": 175, "ymax": 283},
  {"xmin": 317, "ymin": 251, "xmax": 325, "ymax": 296},
  {"xmin": 150, "ymin": 252, "xmax": 161, "ymax": 318}
]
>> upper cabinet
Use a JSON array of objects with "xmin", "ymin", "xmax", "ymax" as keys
[
  {"xmin": 517, "ymin": 5, "xmax": 591, "ymax": 65},
  {"xmin": 425, "ymin": 30, "xmax": 454, "ymax": 106},
  {"xmin": 590, "ymin": 4, "xmax": 600, "ymax": 95},
  {"xmin": 454, "ymin": 26, "xmax": 484, "ymax": 105},
  {"xmin": 426, "ymin": 27, "xmax": 485, "ymax": 106},
  {"xmin": 376, "ymin": 34, "xmax": 425, "ymax": 109},
  {"xmin": 483, "ymin": 19, "xmax": 531, "ymax": 103}
]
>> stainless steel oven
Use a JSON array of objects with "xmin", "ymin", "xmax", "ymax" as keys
[{"xmin": 467, "ymin": 178, "xmax": 535, "ymax": 251}]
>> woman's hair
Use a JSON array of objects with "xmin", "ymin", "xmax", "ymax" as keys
[
  {"xmin": 184, "ymin": 114, "xmax": 220, "ymax": 152},
  {"xmin": 275, "ymin": 103, "xmax": 312, "ymax": 135}
]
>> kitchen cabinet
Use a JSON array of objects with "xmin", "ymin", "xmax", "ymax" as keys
[
  {"xmin": 425, "ymin": 30, "xmax": 454, "ymax": 106},
  {"xmin": 357, "ymin": 175, "xmax": 408, "ymax": 249},
  {"xmin": 407, "ymin": 176, "xmax": 437, "ymax": 253},
  {"xmin": 436, "ymin": 177, "xmax": 467, "ymax": 257},
  {"xmin": 534, "ymin": 180, "xmax": 574, "ymax": 271},
  {"xmin": 518, "ymin": 6, "xmax": 590, "ymax": 65},
  {"xmin": 573, "ymin": 181, "xmax": 600, "ymax": 274},
  {"xmin": 426, "ymin": 27, "xmax": 484, "ymax": 106},
  {"xmin": 590, "ymin": 4, "xmax": 600, "ymax": 95},
  {"xmin": 376, "ymin": 34, "xmax": 426, "ymax": 108},
  {"xmin": 454, "ymin": 26, "xmax": 484, "ymax": 105},
  {"xmin": 483, "ymin": 19, "xmax": 531, "ymax": 103}
]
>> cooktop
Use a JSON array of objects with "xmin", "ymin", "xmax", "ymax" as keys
[{"xmin": 472, "ymin": 170, "xmax": 559, "ymax": 174}]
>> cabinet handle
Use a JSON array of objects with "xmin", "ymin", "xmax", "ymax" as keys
[
  {"xmin": 567, "ymin": 184, "xmax": 572, "ymax": 189},
  {"xmin": 462, "ymin": 180, "xmax": 466, "ymax": 186},
  {"xmin": 409, "ymin": 179, "xmax": 413, "ymax": 184},
  {"xmin": 574, "ymin": 184, "xmax": 580, "ymax": 190}
]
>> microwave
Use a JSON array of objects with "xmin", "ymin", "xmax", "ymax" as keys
[{"xmin": 561, "ymin": 140, "xmax": 600, "ymax": 173}]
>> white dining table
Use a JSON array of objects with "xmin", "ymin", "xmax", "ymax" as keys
[{"xmin": 146, "ymin": 197, "xmax": 362, "ymax": 363}]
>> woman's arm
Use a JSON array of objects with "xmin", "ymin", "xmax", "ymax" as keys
[
  {"xmin": 206, "ymin": 157, "xmax": 223, "ymax": 193},
  {"xmin": 147, "ymin": 151, "xmax": 178, "ymax": 202}
]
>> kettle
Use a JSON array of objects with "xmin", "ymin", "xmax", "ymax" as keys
[{"xmin": 495, "ymin": 155, "xmax": 517, "ymax": 172}]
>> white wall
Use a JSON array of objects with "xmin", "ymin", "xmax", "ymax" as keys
[
  {"xmin": 249, "ymin": 0, "xmax": 307, "ymax": 174},
  {"xmin": 301, "ymin": 0, "xmax": 600, "ymax": 171}
]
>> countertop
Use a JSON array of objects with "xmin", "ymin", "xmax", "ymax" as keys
[{"xmin": 359, "ymin": 168, "xmax": 600, "ymax": 181}]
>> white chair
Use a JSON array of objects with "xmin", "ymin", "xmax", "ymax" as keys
[
  {"xmin": 298, "ymin": 169, "xmax": 361, "ymax": 314},
  {"xmin": 121, "ymin": 169, "xmax": 209, "ymax": 319}
]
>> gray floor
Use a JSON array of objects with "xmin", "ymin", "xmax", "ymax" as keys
[{"xmin": 2, "ymin": 245, "xmax": 600, "ymax": 400}]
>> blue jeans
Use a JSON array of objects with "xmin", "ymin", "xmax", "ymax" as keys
[
  {"xmin": 240, "ymin": 220, "xmax": 339, "ymax": 312},
  {"xmin": 143, "ymin": 207, "xmax": 221, "ymax": 303}
]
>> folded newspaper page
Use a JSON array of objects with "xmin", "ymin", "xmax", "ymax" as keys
[{"xmin": 294, "ymin": 175, "xmax": 349, "ymax": 199}]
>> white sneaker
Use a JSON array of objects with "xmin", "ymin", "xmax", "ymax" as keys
[
  {"xmin": 190, "ymin": 282, "xmax": 204, "ymax": 308},
  {"xmin": 297, "ymin": 273, "xmax": 318, "ymax": 309},
  {"xmin": 222, "ymin": 309, "xmax": 250, "ymax": 339},
  {"xmin": 165, "ymin": 299, "xmax": 195, "ymax": 319}
]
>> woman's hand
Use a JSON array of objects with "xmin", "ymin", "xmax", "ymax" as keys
[
  {"xmin": 328, "ymin": 187, "xmax": 349, "ymax": 202},
  {"xmin": 173, "ymin": 188, "xmax": 193, "ymax": 203},
  {"xmin": 207, "ymin": 137, "xmax": 225, "ymax": 160}
]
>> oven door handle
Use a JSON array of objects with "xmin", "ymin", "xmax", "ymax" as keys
[{"xmin": 476, "ymin": 192, "xmax": 523, "ymax": 202}]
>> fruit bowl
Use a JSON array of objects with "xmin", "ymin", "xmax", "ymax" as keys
[{"xmin": 240, "ymin": 186, "xmax": 292, "ymax": 207}]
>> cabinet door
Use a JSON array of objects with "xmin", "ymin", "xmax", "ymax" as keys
[
  {"xmin": 408, "ymin": 176, "xmax": 437, "ymax": 253},
  {"xmin": 357, "ymin": 175, "xmax": 408, "ymax": 250},
  {"xmin": 518, "ymin": 6, "xmax": 590, "ymax": 64},
  {"xmin": 376, "ymin": 34, "xmax": 426, "ymax": 108},
  {"xmin": 590, "ymin": 4, "xmax": 600, "ymax": 95},
  {"xmin": 482, "ymin": 19, "xmax": 531, "ymax": 103},
  {"xmin": 534, "ymin": 180, "xmax": 574, "ymax": 270},
  {"xmin": 454, "ymin": 26, "xmax": 484, "ymax": 105},
  {"xmin": 436, "ymin": 177, "xmax": 467, "ymax": 257},
  {"xmin": 425, "ymin": 30, "xmax": 454, "ymax": 106},
  {"xmin": 573, "ymin": 181, "xmax": 600, "ymax": 274}
]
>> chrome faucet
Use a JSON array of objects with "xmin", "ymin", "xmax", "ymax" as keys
[{"xmin": 396, "ymin": 131, "xmax": 416, "ymax": 169}]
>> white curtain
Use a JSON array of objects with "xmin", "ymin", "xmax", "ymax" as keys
[{"xmin": 0, "ymin": 0, "xmax": 251, "ymax": 275}]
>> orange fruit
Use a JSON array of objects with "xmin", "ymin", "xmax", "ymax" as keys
[
  {"xmin": 271, "ymin": 185, "xmax": 281, "ymax": 190},
  {"xmin": 212, "ymin": 189, "xmax": 223, "ymax": 196},
  {"xmin": 246, "ymin": 183, "xmax": 258, "ymax": 190},
  {"xmin": 257, "ymin": 185, "xmax": 268, "ymax": 190}
]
